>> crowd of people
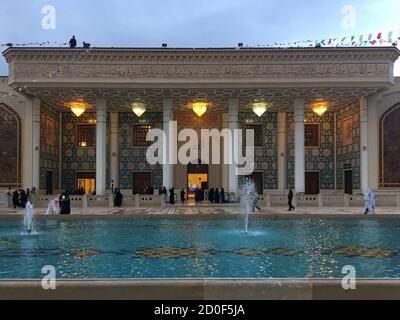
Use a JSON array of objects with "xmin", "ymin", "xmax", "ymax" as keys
[
  {"xmin": 8, "ymin": 187, "xmax": 36, "ymax": 209},
  {"xmin": 4, "ymin": 183, "xmax": 378, "ymax": 215}
]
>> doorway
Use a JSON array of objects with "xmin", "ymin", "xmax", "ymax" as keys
[
  {"xmin": 46, "ymin": 171, "xmax": 53, "ymax": 195},
  {"xmin": 187, "ymin": 162, "xmax": 209, "ymax": 201},
  {"xmin": 344, "ymin": 170, "xmax": 353, "ymax": 195},
  {"xmin": 132, "ymin": 172, "xmax": 151, "ymax": 194},
  {"xmin": 246, "ymin": 172, "xmax": 263, "ymax": 195},
  {"xmin": 305, "ymin": 172, "xmax": 320, "ymax": 195},
  {"xmin": 76, "ymin": 172, "xmax": 95, "ymax": 195}
]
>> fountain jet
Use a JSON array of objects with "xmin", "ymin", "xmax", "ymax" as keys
[
  {"xmin": 23, "ymin": 201, "xmax": 36, "ymax": 234},
  {"xmin": 240, "ymin": 179, "xmax": 256, "ymax": 234}
]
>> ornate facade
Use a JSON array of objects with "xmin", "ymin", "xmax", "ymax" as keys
[{"xmin": 1, "ymin": 47, "xmax": 400, "ymax": 199}]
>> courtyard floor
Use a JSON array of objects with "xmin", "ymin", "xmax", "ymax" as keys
[{"xmin": 0, "ymin": 205, "xmax": 399, "ymax": 216}]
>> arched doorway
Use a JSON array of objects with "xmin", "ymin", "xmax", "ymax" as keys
[
  {"xmin": 380, "ymin": 104, "xmax": 400, "ymax": 187},
  {"xmin": 0, "ymin": 103, "xmax": 21, "ymax": 189},
  {"xmin": 187, "ymin": 161, "xmax": 209, "ymax": 201}
]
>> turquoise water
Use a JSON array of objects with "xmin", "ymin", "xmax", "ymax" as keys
[{"xmin": 0, "ymin": 218, "xmax": 400, "ymax": 279}]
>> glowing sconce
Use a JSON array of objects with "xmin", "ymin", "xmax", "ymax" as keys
[
  {"xmin": 252, "ymin": 101, "xmax": 270, "ymax": 117},
  {"xmin": 191, "ymin": 101, "xmax": 208, "ymax": 117},
  {"xmin": 131, "ymin": 102, "xmax": 146, "ymax": 117},
  {"xmin": 70, "ymin": 102, "xmax": 86, "ymax": 117},
  {"xmin": 312, "ymin": 102, "xmax": 328, "ymax": 117}
]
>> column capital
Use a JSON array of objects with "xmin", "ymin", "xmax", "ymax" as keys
[{"xmin": 95, "ymin": 98, "xmax": 107, "ymax": 109}]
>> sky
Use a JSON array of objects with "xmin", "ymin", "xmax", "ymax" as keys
[{"xmin": 1, "ymin": 0, "xmax": 400, "ymax": 75}]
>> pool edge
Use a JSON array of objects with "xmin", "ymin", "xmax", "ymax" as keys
[{"xmin": 1, "ymin": 279, "xmax": 399, "ymax": 300}]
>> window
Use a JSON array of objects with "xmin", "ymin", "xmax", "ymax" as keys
[
  {"xmin": 133, "ymin": 124, "xmax": 152, "ymax": 147},
  {"xmin": 244, "ymin": 124, "xmax": 263, "ymax": 147},
  {"xmin": 77, "ymin": 124, "xmax": 96, "ymax": 148},
  {"xmin": 305, "ymin": 124, "xmax": 319, "ymax": 147}
]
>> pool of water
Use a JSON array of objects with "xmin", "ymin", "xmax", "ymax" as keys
[{"xmin": 1, "ymin": 217, "xmax": 400, "ymax": 279}]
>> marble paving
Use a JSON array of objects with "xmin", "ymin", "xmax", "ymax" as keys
[{"xmin": 0, "ymin": 206, "xmax": 399, "ymax": 216}]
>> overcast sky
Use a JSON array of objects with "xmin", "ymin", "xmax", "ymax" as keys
[{"xmin": 1, "ymin": 0, "xmax": 399, "ymax": 75}]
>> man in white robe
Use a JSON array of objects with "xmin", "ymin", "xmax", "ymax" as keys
[{"xmin": 364, "ymin": 189, "xmax": 376, "ymax": 214}]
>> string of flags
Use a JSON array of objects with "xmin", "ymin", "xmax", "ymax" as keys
[
  {"xmin": 0, "ymin": 41, "xmax": 68, "ymax": 48},
  {"xmin": 1, "ymin": 30, "xmax": 400, "ymax": 49},
  {"xmin": 250, "ymin": 30, "xmax": 400, "ymax": 48}
]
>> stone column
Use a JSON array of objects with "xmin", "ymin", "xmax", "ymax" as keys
[
  {"xmin": 32, "ymin": 97, "xmax": 41, "ymax": 191},
  {"xmin": 360, "ymin": 96, "xmax": 369, "ymax": 193},
  {"xmin": 110, "ymin": 112, "xmax": 119, "ymax": 191},
  {"xmin": 294, "ymin": 99, "xmax": 305, "ymax": 194},
  {"xmin": 21, "ymin": 97, "xmax": 38, "ymax": 190},
  {"xmin": 163, "ymin": 99, "xmax": 174, "ymax": 189},
  {"xmin": 221, "ymin": 113, "xmax": 229, "ymax": 191},
  {"xmin": 228, "ymin": 98, "xmax": 239, "ymax": 197},
  {"xmin": 277, "ymin": 112, "xmax": 287, "ymax": 192},
  {"xmin": 96, "ymin": 98, "xmax": 107, "ymax": 196}
]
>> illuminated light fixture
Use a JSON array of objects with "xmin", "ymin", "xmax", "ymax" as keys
[
  {"xmin": 312, "ymin": 102, "xmax": 328, "ymax": 117},
  {"xmin": 191, "ymin": 101, "xmax": 208, "ymax": 117},
  {"xmin": 80, "ymin": 141, "xmax": 87, "ymax": 147},
  {"xmin": 252, "ymin": 101, "xmax": 270, "ymax": 117},
  {"xmin": 131, "ymin": 102, "xmax": 146, "ymax": 117},
  {"xmin": 69, "ymin": 102, "xmax": 86, "ymax": 117}
]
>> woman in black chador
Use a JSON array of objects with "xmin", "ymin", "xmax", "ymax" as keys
[
  {"xmin": 12, "ymin": 190, "xmax": 20, "ymax": 208},
  {"xmin": 20, "ymin": 190, "xmax": 28, "ymax": 209},
  {"xmin": 220, "ymin": 188, "xmax": 226, "ymax": 203},
  {"xmin": 214, "ymin": 188, "xmax": 220, "ymax": 204},
  {"xmin": 59, "ymin": 192, "xmax": 71, "ymax": 215},
  {"xmin": 114, "ymin": 189, "xmax": 123, "ymax": 207},
  {"xmin": 208, "ymin": 188, "xmax": 215, "ymax": 203},
  {"xmin": 169, "ymin": 188, "xmax": 175, "ymax": 204}
]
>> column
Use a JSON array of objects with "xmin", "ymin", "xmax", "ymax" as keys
[
  {"xmin": 96, "ymin": 98, "xmax": 107, "ymax": 196},
  {"xmin": 228, "ymin": 98, "xmax": 239, "ymax": 197},
  {"xmin": 110, "ymin": 112, "xmax": 119, "ymax": 190},
  {"xmin": 21, "ymin": 97, "xmax": 34, "ymax": 189},
  {"xmin": 367, "ymin": 96, "xmax": 379, "ymax": 189},
  {"xmin": 360, "ymin": 96, "xmax": 369, "ymax": 193},
  {"xmin": 32, "ymin": 97, "xmax": 41, "ymax": 191},
  {"xmin": 277, "ymin": 112, "xmax": 287, "ymax": 192},
  {"xmin": 294, "ymin": 99, "xmax": 305, "ymax": 194},
  {"xmin": 162, "ymin": 98, "xmax": 174, "ymax": 189},
  {"xmin": 221, "ymin": 113, "xmax": 229, "ymax": 191}
]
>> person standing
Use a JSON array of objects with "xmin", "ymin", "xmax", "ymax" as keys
[
  {"xmin": 114, "ymin": 189, "xmax": 123, "ymax": 207},
  {"xmin": 180, "ymin": 189, "xmax": 185, "ymax": 203},
  {"xmin": 220, "ymin": 188, "xmax": 226, "ymax": 203},
  {"xmin": 169, "ymin": 188, "xmax": 175, "ymax": 204},
  {"xmin": 111, "ymin": 180, "xmax": 115, "ymax": 195},
  {"xmin": 208, "ymin": 188, "xmax": 215, "ymax": 203},
  {"xmin": 20, "ymin": 189, "xmax": 28, "ymax": 209},
  {"xmin": 12, "ymin": 190, "xmax": 20, "ymax": 208},
  {"xmin": 288, "ymin": 188, "xmax": 295, "ymax": 211},
  {"xmin": 214, "ymin": 188, "xmax": 220, "ymax": 204},
  {"xmin": 59, "ymin": 192, "xmax": 71, "ymax": 215},
  {"xmin": 69, "ymin": 36, "xmax": 77, "ymax": 48}
]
